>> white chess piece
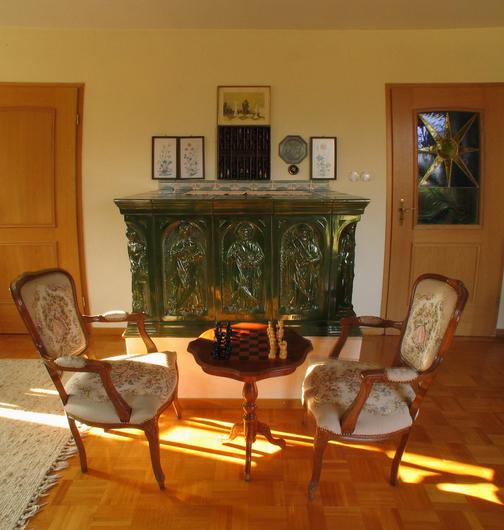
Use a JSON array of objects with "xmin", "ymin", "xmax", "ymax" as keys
[
  {"xmin": 279, "ymin": 340, "xmax": 288, "ymax": 360},
  {"xmin": 268, "ymin": 338, "xmax": 278, "ymax": 359}
]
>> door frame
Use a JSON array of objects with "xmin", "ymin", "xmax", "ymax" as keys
[
  {"xmin": 382, "ymin": 83, "xmax": 504, "ymax": 332},
  {"xmin": 0, "ymin": 82, "xmax": 88, "ymax": 314}
]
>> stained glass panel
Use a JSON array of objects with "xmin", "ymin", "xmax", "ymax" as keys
[{"xmin": 417, "ymin": 111, "xmax": 480, "ymax": 225}]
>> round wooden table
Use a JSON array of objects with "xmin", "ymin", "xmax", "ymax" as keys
[{"xmin": 187, "ymin": 322, "xmax": 313, "ymax": 480}]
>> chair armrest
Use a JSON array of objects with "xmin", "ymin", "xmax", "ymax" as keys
[
  {"xmin": 384, "ymin": 366, "xmax": 419, "ymax": 383},
  {"xmin": 83, "ymin": 311, "xmax": 157, "ymax": 354},
  {"xmin": 329, "ymin": 316, "xmax": 403, "ymax": 358},
  {"xmin": 46, "ymin": 357, "xmax": 132, "ymax": 423},
  {"xmin": 339, "ymin": 369, "xmax": 387, "ymax": 434}
]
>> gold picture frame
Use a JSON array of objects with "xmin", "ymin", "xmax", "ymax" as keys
[{"xmin": 217, "ymin": 86, "xmax": 271, "ymax": 126}]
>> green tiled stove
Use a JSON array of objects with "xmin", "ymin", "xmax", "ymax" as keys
[{"xmin": 114, "ymin": 186, "xmax": 369, "ymax": 337}]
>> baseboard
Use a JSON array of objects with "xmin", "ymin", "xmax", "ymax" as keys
[{"xmin": 178, "ymin": 398, "xmax": 303, "ymax": 409}]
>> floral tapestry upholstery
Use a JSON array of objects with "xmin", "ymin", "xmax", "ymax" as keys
[
  {"xmin": 63, "ymin": 351, "xmax": 178, "ymax": 424},
  {"xmin": 65, "ymin": 353, "xmax": 177, "ymax": 403},
  {"xmin": 19, "ymin": 272, "xmax": 87, "ymax": 358},
  {"xmin": 400, "ymin": 278, "xmax": 458, "ymax": 371},
  {"xmin": 303, "ymin": 359, "xmax": 416, "ymax": 436}
]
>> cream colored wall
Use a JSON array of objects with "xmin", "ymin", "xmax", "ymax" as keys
[{"xmin": 1, "ymin": 27, "xmax": 503, "ymax": 320}]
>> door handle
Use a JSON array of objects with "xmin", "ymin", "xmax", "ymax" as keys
[{"xmin": 399, "ymin": 198, "xmax": 415, "ymax": 225}]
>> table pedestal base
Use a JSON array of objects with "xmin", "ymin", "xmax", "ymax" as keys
[{"xmin": 224, "ymin": 380, "xmax": 286, "ymax": 481}]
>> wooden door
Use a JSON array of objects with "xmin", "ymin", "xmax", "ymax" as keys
[
  {"xmin": 0, "ymin": 84, "xmax": 84, "ymax": 333},
  {"xmin": 385, "ymin": 84, "xmax": 504, "ymax": 336}
]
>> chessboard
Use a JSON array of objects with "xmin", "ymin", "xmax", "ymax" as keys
[
  {"xmin": 212, "ymin": 322, "xmax": 272, "ymax": 361},
  {"xmin": 231, "ymin": 330, "xmax": 272, "ymax": 361}
]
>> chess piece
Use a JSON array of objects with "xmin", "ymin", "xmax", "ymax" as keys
[
  {"xmin": 279, "ymin": 340, "xmax": 288, "ymax": 360},
  {"xmin": 224, "ymin": 321, "xmax": 232, "ymax": 359},
  {"xmin": 268, "ymin": 332, "xmax": 278, "ymax": 359},
  {"xmin": 212, "ymin": 321, "xmax": 223, "ymax": 359}
]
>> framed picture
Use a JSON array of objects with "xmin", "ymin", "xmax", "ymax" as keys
[
  {"xmin": 217, "ymin": 85, "xmax": 271, "ymax": 125},
  {"xmin": 179, "ymin": 136, "xmax": 205, "ymax": 179},
  {"xmin": 152, "ymin": 136, "xmax": 178, "ymax": 180},
  {"xmin": 310, "ymin": 137, "xmax": 337, "ymax": 180}
]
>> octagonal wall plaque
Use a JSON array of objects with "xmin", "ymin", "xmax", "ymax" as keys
[{"xmin": 279, "ymin": 135, "xmax": 308, "ymax": 164}]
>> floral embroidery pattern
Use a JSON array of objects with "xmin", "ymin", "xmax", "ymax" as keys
[
  {"xmin": 401, "ymin": 293, "xmax": 444, "ymax": 371},
  {"xmin": 303, "ymin": 360, "xmax": 415, "ymax": 416},
  {"xmin": 31, "ymin": 283, "xmax": 86, "ymax": 358},
  {"xmin": 65, "ymin": 360, "xmax": 177, "ymax": 403}
]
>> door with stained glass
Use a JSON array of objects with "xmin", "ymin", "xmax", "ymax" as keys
[{"xmin": 386, "ymin": 85, "xmax": 504, "ymax": 336}]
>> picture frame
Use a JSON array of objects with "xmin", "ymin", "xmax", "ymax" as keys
[
  {"xmin": 179, "ymin": 136, "xmax": 205, "ymax": 179},
  {"xmin": 152, "ymin": 136, "xmax": 178, "ymax": 180},
  {"xmin": 217, "ymin": 85, "xmax": 271, "ymax": 126},
  {"xmin": 152, "ymin": 136, "xmax": 205, "ymax": 180},
  {"xmin": 310, "ymin": 137, "xmax": 337, "ymax": 180}
]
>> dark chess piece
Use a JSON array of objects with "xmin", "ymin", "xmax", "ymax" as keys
[
  {"xmin": 224, "ymin": 321, "xmax": 233, "ymax": 359},
  {"xmin": 212, "ymin": 321, "xmax": 223, "ymax": 359}
]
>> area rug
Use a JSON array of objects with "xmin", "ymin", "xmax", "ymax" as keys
[{"xmin": 0, "ymin": 359, "xmax": 77, "ymax": 530}]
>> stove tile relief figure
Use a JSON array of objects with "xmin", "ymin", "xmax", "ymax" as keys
[
  {"xmin": 164, "ymin": 221, "xmax": 207, "ymax": 317},
  {"xmin": 225, "ymin": 221, "xmax": 265, "ymax": 313},
  {"xmin": 281, "ymin": 223, "xmax": 322, "ymax": 314},
  {"xmin": 126, "ymin": 225, "xmax": 150, "ymax": 314}
]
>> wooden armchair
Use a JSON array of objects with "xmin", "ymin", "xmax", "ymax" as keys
[
  {"xmin": 302, "ymin": 273, "xmax": 468, "ymax": 499},
  {"xmin": 10, "ymin": 268, "xmax": 182, "ymax": 490}
]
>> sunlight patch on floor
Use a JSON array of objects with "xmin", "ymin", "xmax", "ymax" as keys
[
  {"xmin": 28, "ymin": 387, "xmax": 59, "ymax": 396},
  {"xmin": 437, "ymin": 482, "xmax": 503, "ymax": 505},
  {"xmin": 0, "ymin": 406, "xmax": 67, "ymax": 427},
  {"xmin": 397, "ymin": 464, "xmax": 440, "ymax": 483},
  {"xmin": 392, "ymin": 451, "xmax": 495, "ymax": 480}
]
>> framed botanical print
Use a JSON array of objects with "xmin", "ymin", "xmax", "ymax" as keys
[
  {"xmin": 179, "ymin": 136, "xmax": 205, "ymax": 179},
  {"xmin": 152, "ymin": 136, "xmax": 177, "ymax": 180},
  {"xmin": 152, "ymin": 136, "xmax": 205, "ymax": 180},
  {"xmin": 310, "ymin": 137, "xmax": 337, "ymax": 180},
  {"xmin": 217, "ymin": 86, "xmax": 271, "ymax": 126}
]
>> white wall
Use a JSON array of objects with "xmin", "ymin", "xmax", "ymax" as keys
[{"xmin": 1, "ymin": 27, "xmax": 503, "ymax": 318}]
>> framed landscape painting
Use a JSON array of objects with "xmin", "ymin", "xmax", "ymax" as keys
[
  {"xmin": 217, "ymin": 86, "xmax": 271, "ymax": 125},
  {"xmin": 310, "ymin": 137, "xmax": 337, "ymax": 180}
]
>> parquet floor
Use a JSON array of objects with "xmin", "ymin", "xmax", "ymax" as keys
[{"xmin": 1, "ymin": 334, "xmax": 503, "ymax": 529}]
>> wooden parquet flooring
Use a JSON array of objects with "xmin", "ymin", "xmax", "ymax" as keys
[{"xmin": 1, "ymin": 334, "xmax": 503, "ymax": 529}]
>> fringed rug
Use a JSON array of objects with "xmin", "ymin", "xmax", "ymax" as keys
[{"xmin": 0, "ymin": 359, "xmax": 77, "ymax": 530}]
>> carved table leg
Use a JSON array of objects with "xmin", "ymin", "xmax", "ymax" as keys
[
  {"xmin": 224, "ymin": 422, "xmax": 244, "ymax": 442},
  {"xmin": 256, "ymin": 421, "xmax": 286, "ymax": 448},
  {"xmin": 243, "ymin": 380, "xmax": 258, "ymax": 481},
  {"xmin": 222, "ymin": 379, "xmax": 287, "ymax": 480}
]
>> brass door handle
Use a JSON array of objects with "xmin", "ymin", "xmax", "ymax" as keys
[{"xmin": 399, "ymin": 198, "xmax": 415, "ymax": 225}]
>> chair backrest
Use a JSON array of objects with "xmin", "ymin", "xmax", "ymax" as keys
[
  {"xmin": 399, "ymin": 273, "xmax": 468, "ymax": 372},
  {"xmin": 10, "ymin": 268, "xmax": 88, "ymax": 359}
]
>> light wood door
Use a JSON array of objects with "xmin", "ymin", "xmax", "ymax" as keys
[
  {"xmin": 385, "ymin": 85, "xmax": 504, "ymax": 336},
  {"xmin": 0, "ymin": 84, "xmax": 84, "ymax": 333}
]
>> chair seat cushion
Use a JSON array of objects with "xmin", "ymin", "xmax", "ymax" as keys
[
  {"xmin": 64, "ymin": 351, "xmax": 177, "ymax": 425},
  {"xmin": 303, "ymin": 359, "xmax": 416, "ymax": 436}
]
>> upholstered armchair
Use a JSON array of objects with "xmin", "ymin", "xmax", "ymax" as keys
[
  {"xmin": 302, "ymin": 273, "xmax": 468, "ymax": 499},
  {"xmin": 10, "ymin": 268, "xmax": 182, "ymax": 490}
]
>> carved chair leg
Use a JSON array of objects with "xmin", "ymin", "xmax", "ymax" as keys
[
  {"xmin": 302, "ymin": 401, "xmax": 309, "ymax": 426},
  {"xmin": 308, "ymin": 427, "xmax": 331, "ymax": 500},
  {"xmin": 172, "ymin": 398, "xmax": 182, "ymax": 419},
  {"xmin": 390, "ymin": 429, "xmax": 412, "ymax": 486},
  {"xmin": 67, "ymin": 416, "xmax": 87, "ymax": 472},
  {"xmin": 144, "ymin": 418, "xmax": 165, "ymax": 490}
]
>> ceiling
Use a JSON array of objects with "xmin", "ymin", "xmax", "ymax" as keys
[{"xmin": 1, "ymin": 0, "xmax": 504, "ymax": 30}]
